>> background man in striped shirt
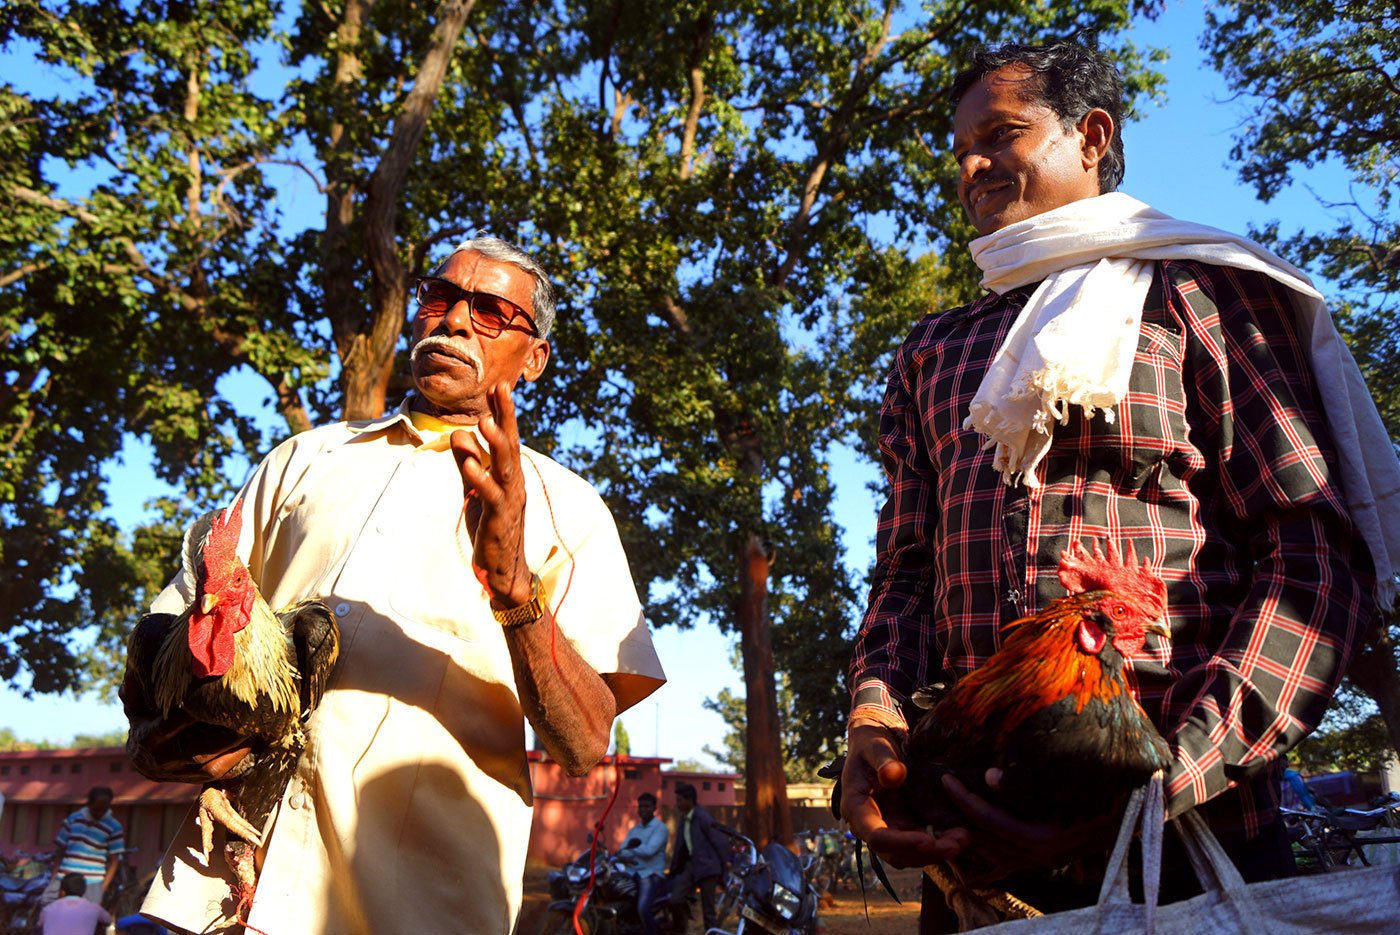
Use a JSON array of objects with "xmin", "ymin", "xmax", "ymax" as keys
[{"xmin": 43, "ymin": 786, "xmax": 124, "ymax": 905}]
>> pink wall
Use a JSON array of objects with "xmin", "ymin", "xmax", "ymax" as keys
[
  {"xmin": 658, "ymin": 769, "xmax": 740, "ymax": 807},
  {"xmin": 0, "ymin": 747, "xmax": 197, "ymax": 881},
  {"xmin": 1, "ymin": 748, "xmax": 745, "ymax": 874},
  {"xmin": 525, "ymin": 752, "xmax": 671, "ymax": 867}
]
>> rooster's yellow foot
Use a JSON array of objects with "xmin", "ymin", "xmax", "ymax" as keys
[{"xmin": 198, "ymin": 786, "xmax": 263, "ymax": 863}]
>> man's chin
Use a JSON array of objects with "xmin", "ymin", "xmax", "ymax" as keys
[{"xmin": 410, "ymin": 374, "xmax": 487, "ymax": 418}]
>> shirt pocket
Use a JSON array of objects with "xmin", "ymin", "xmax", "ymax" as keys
[{"xmin": 1067, "ymin": 321, "xmax": 1191, "ymax": 491}]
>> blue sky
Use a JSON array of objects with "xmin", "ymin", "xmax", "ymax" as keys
[{"xmin": 2, "ymin": 0, "xmax": 1361, "ymax": 766}]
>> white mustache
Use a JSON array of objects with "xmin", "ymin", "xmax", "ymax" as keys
[{"xmin": 411, "ymin": 336, "xmax": 482, "ymax": 375}]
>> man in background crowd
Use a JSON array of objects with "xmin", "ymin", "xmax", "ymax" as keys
[
  {"xmin": 43, "ymin": 786, "xmax": 123, "ymax": 905},
  {"xmin": 667, "ymin": 783, "xmax": 730, "ymax": 933},
  {"xmin": 617, "ymin": 792, "xmax": 669, "ymax": 935}
]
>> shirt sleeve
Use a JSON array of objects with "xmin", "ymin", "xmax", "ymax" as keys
[
  {"xmin": 53, "ymin": 814, "xmax": 70, "ymax": 849},
  {"xmin": 1158, "ymin": 262, "xmax": 1375, "ymax": 818},
  {"xmin": 848, "ymin": 343, "xmax": 941, "ymax": 724},
  {"xmin": 147, "ymin": 434, "xmax": 300, "ymax": 616},
  {"xmin": 525, "ymin": 456, "xmax": 665, "ymax": 714}
]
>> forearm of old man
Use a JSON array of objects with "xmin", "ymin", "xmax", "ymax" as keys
[{"xmin": 504, "ymin": 606, "xmax": 617, "ymax": 775}]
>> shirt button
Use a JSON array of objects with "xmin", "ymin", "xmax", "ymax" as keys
[
  {"xmin": 289, "ymin": 791, "xmax": 306, "ymax": 810},
  {"xmin": 334, "ymin": 602, "xmax": 351, "ymax": 616}
]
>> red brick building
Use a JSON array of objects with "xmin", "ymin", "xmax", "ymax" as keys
[
  {"xmin": 0, "ymin": 747, "xmax": 195, "ymax": 881},
  {"xmin": 658, "ymin": 768, "xmax": 740, "ymax": 807},
  {"xmin": 0, "ymin": 747, "xmax": 694, "ymax": 875}
]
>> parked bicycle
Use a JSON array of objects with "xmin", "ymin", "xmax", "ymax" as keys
[
  {"xmin": 794, "ymin": 827, "xmax": 869, "ymax": 896},
  {"xmin": 103, "ymin": 846, "xmax": 147, "ymax": 920},
  {"xmin": 1284, "ymin": 791, "xmax": 1400, "ymax": 872}
]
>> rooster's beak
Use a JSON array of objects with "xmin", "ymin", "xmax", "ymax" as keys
[
  {"xmin": 1146, "ymin": 619, "xmax": 1170, "ymax": 639},
  {"xmin": 200, "ymin": 593, "xmax": 220, "ymax": 615}
]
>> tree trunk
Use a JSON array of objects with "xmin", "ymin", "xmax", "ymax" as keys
[
  {"xmin": 738, "ymin": 533, "xmax": 791, "ymax": 846},
  {"xmin": 326, "ymin": 0, "xmax": 478, "ymax": 421},
  {"xmin": 1347, "ymin": 613, "xmax": 1400, "ymax": 756}
]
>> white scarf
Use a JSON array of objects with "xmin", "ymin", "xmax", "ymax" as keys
[{"xmin": 965, "ymin": 192, "xmax": 1399, "ymax": 608}]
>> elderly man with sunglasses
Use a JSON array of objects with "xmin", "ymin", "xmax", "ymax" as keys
[{"xmin": 137, "ymin": 237, "xmax": 666, "ymax": 935}]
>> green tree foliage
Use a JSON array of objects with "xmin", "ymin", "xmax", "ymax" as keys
[
  {"xmin": 2, "ymin": 0, "xmax": 494, "ymax": 692},
  {"xmin": 613, "ymin": 720, "xmax": 631, "ymax": 756},
  {"xmin": 0, "ymin": 727, "xmax": 55, "ymax": 751},
  {"xmin": 70, "ymin": 728, "xmax": 127, "ymax": 748},
  {"xmin": 1203, "ymin": 1, "xmax": 1400, "ymax": 758},
  {"xmin": 1291, "ymin": 703, "xmax": 1394, "ymax": 777},
  {"xmin": 664, "ymin": 758, "xmax": 709, "ymax": 773},
  {"xmin": 2, "ymin": 0, "xmax": 1163, "ymax": 780},
  {"xmin": 703, "ymin": 681, "xmax": 831, "ymax": 784},
  {"xmin": 0, "ymin": 726, "xmax": 122, "ymax": 748},
  {"xmin": 1203, "ymin": 0, "xmax": 1399, "ymax": 438}
]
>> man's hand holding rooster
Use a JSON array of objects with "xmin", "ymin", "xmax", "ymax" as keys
[
  {"xmin": 942, "ymin": 768, "xmax": 1126, "ymax": 885},
  {"xmin": 843, "ymin": 722, "xmax": 971, "ymax": 868}
]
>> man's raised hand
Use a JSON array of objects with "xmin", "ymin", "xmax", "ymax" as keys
[{"xmin": 451, "ymin": 382, "xmax": 533, "ymax": 608}]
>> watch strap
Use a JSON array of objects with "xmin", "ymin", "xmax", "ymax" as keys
[{"xmin": 493, "ymin": 573, "xmax": 546, "ymax": 627}]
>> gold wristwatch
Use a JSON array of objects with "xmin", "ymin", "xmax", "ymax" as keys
[{"xmin": 492, "ymin": 573, "xmax": 547, "ymax": 628}]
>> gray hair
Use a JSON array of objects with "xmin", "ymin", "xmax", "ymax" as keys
[{"xmin": 441, "ymin": 236, "xmax": 558, "ymax": 338}]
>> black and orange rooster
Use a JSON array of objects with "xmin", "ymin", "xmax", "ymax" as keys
[
  {"xmin": 121, "ymin": 499, "xmax": 339, "ymax": 920},
  {"xmin": 902, "ymin": 540, "xmax": 1172, "ymax": 927}
]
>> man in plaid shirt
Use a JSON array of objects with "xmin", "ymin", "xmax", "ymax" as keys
[{"xmin": 843, "ymin": 39, "xmax": 1387, "ymax": 928}]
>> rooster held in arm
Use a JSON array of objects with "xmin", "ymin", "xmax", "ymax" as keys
[
  {"xmin": 903, "ymin": 541, "xmax": 1173, "ymax": 928},
  {"xmin": 121, "ymin": 499, "xmax": 339, "ymax": 920}
]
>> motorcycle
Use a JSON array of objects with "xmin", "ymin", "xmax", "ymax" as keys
[
  {"xmin": 547, "ymin": 843, "xmax": 598, "ymax": 902},
  {"xmin": 0, "ymin": 850, "xmax": 54, "ymax": 933},
  {"xmin": 538, "ymin": 843, "xmax": 673, "ymax": 935},
  {"xmin": 708, "ymin": 840, "xmax": 819, "ymax": 935}
]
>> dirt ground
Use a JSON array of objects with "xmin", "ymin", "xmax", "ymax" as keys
[{"xmin": 517, "ymin": 864, "xmax": 926, "ymax": 934}]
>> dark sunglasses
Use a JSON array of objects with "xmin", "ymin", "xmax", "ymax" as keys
[{"xmin": 414, "ymin": 277, "xmax": 539, "ymax": 339}]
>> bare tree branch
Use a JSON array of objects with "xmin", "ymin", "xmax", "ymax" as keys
[
  {"xmin": 336, "ymin": 0, "xmax": 477, "ymax": 419},
  {"xmin": 0, "ymin": 262, "xmax": 49, "ymax": 289},
  {"xmin": 679, "ymin": 14, "xmax": 713, "ymax": 180}
]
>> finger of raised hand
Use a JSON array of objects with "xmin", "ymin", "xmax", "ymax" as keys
[
  {"xmin": 486, "ymin": 382, "xmax": 520, "ymax": 446},
  {"xmin": 480, "ymin": 384, "xmax": 522, "ymax": 483},
  {"xmin": 451, "ymin": 430, "xmax": 505, "ymax": 506}
]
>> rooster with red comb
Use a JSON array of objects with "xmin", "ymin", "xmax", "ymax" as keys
[
  {"xmin": 122, "ymin": 498, "xmax": 340, "ymax": 921},
  {"xmin": 898, "ymin": 541, "xmax": 1171, "ymax": 927}
]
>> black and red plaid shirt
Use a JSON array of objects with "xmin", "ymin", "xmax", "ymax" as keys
[{"xmin": 851, "ymin": 259, "xmax": 1376, "ymax": 835}]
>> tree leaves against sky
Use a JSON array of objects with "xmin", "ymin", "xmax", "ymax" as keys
[{"xmin": 1, "ymin": 0, "xmax": 1163, "ymax": 764}]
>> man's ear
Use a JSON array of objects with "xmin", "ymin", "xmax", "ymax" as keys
[
  {"xmin": 1078, "ymin": 107, "xmax": 1114, "ymax": 173},
  {"xmin": 520, "ymin": 339, "xmax": 551, "ymax": 383}
]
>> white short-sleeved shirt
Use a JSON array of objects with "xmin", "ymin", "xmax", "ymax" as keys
[{"xmin": 140, "ymin": 402, "xmax": 665, "ymax": 934}]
